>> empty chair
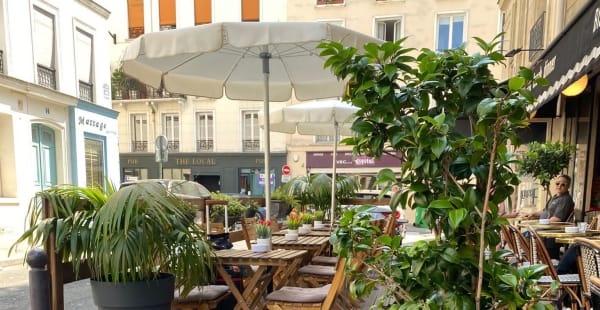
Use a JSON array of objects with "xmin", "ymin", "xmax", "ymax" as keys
[
  {"xmin": 171, "ymin": 285, "xmax": 231, "ymax": 310},
  {"xmin": 574, "ymin": 237, "xmax": 600, "ymax": 309},
  {"xmin": 241, "ymin": 217, "xmax": 257, "ymax": 250},
  {"xmin": 506, "ymin": 224, "xmax": 531, "ymax": 266},
  {"xmin": 265, "ymin": 258, "xmax": 347, "ymax": 310},
  {"xmin": 528, "ymin": 226, "xmax": 582, "ymax": 309},
  {"xmin": 590, "ymin": 275, "xmax": 600, "ymax": 310}
]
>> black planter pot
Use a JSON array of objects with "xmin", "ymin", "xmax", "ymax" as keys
[{"xmin": 91, "ymin": 272, "xmax": 175, "ymax": 310}]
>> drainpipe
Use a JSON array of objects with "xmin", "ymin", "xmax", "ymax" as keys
[{"xmin": 554, "ymin": 0, "xmax": 566, "ymax": 33}]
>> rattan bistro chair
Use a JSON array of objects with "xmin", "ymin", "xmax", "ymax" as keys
[
  {"xmin": 589, "ymin": 275, "xmax": 600, "ymax": 310},
  {"xmin": 265, "ymin": 258, "xmax": 347, "ymax": 310},
  {"xmin": 528, "ymin": 227, "xmax": 582, "ymax": 309},
  {"xmin": 506, "ymin": 224, "xmax": 531, "ymax": 266},
  {"xmin": 574, "ymin": 237, "xmax": 600, "ymax": 310}
]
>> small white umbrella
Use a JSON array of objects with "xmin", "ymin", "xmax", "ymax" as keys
[
  {"xmin": 270, "ymin": 99, "xmax": 359, "ymax": 223},
  {"xmin": 122, "ymin": 22, "xmax": 382, "ymax": 220}
]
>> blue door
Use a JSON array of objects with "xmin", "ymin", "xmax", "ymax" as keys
[{"xmin": 32, "ymin": 124, "xmax": 57, "ymax": 191}]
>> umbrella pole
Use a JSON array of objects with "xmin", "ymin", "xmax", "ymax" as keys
[
  {"xmin": 261, "ymin": 49, "xmax": 272, "ymax": 221},
  {"xmin": 330, "ymin": 121, "xmax": 339, "ymax": 231}
]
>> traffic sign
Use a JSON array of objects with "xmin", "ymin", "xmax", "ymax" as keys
[{"xmin": 282, "ymin": 165, "xmax": 291, "ymax": 175}]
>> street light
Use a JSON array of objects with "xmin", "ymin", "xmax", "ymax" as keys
[{"xmin": 504, "ymin": 48, "xmax": 544, "ymax": 57}]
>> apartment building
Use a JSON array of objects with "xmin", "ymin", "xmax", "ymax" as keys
[
  {"xmin": 0, "ymin": 1, "xmax": 118, "ymax": 235},
  {"xmin": 284, "ymin": 0, "xmax": 502, "ymax": 193},
  {"xmin": 499, "ymin": 0, "xmax": 600, "ymax": 220}
]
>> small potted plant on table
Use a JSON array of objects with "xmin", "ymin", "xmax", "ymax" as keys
[
  {"xmin": 300, "ymin": 213, "xmax": 314, "ymax": 233},
  {"xmin": 313, "ymin": 210, "xmax": 325, "ymax": 228},
  {"xmin": 254, "ymin": 219, "xmax": 272, "ymax": 252},
  {"xmin": 285, "ymin": 214, "xmax": 301, "ymax": 240}
]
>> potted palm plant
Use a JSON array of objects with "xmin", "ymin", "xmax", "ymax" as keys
[{"xmin": 13, "ymin": 182, "xmax": 215, "ymax": 310}]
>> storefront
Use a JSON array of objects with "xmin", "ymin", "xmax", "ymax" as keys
[
  {"xmin": 306, "ymin": 151, "xmax": 403, "ymax": 193},
  {"xmin": 525, "ymin": 0, "xmax": 600, "ymax": 220},
  {"xmin": 120, "ymin": 152, "xmax": 286, "ymax": 196}
]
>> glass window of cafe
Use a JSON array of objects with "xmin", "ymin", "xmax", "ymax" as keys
[
  {"xmin": 564, "ymin": 85, "xmax": 595, "ymax": 220},
  {"xmin": 239, "ymin": 168, "xmax": 274, "ymax": 196}
]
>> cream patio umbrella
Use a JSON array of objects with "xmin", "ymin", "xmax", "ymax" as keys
[
  {"xmin": 122, "ymin": 22, "xmax": 382, "ymax": 220},
  {"xmin": 270, "ymin": 99, "xmax": 359, "ymax": 225}
]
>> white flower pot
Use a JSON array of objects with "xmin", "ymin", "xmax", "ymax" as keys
[
  {"xmin": 314, "ymin": 221, "xmax": 324, "ymax": 229},
  {"xmin": 256, "ymin": 238, "xmax": 272, "ymax": 251},
  {"xmin": 302, "ymin": 224, "xmax": 312, "ymax": 231},
  {"xmin": 252, "ymin": 243, "xmax": 269, "ymax": 252},
  {"xmin": 285, "ymin": 233, "xmax": 298, "ymax": 240}
]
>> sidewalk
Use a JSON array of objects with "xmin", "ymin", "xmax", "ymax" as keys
[{"xmin": 0, "ymin": 229, "xmax": 27, "ymax": 268}]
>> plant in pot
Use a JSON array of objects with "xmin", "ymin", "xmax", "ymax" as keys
[
  {"xmin": 13, "ymin": 182, "xmax": 216, "ymax": 310},
  {"xmin": 320, "ymin": 35, "xmax": 550, "ymax": 308},
  {"xmin": 285, "ymin": 214, "xmax": 301, "ymax": 240},
  {"xmin": 313, "ymin": 210, "xmax": 325, "ymax": 228}
]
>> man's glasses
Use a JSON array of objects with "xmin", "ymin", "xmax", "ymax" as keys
[{"xmin": 555, "ymin": 182, "xmax": 568, "ymax": 187}]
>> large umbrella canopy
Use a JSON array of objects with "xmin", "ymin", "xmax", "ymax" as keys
[
  {"xmin": 122, "ymin": 22, "xmax": 382, "ymax": 219},
  {"xmin": 270, "ymin": 99, "xmax": 359, "ymax": 225}
]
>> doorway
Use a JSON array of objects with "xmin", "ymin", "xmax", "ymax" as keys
[
  {"xmin": 194, "ymin": 175, "xmax": 220, "ymax": 192},
  {"xmin": 32, "ymin": 124, "xmax": 57, "ymax": 191}
]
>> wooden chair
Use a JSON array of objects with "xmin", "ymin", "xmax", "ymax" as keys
[
  {"xmin": 574, "ymin": 237, "xmax": 600, "ymax": 310},
  {"xmin": 200, "ymin": 222, "xmax": 225, "ymax": 235},
  {"xmin": 265, "ymin": 258, "xmax": 347, "ymax": 310},
  {"xmin": 271, "ymin": 215, "xmax": 280, "ymax": 233},
  {"xmin": 171, "ymin": 285, "xmax": 231, "ymax": 310},
  {"xmin": 589, "ymin": 215, "xmax": 599, "ymax": 230},
  {"xmin": 241, "ymin": 217, "xmax": 257, "ymax": 250},
  {"xmin": 528, "ymin": 227, "xmax": 582, "ymax": 309}
]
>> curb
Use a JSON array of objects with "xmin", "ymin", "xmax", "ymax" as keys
[{"xmin": 0, "ymin": 257, "xmax": 24, "ymax": 268}]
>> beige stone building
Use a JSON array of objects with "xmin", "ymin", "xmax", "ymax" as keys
[
  {"xmin": 499, "ymin": 0, "xmax": 600, "ymax": 220},
  {"xmin": 110, "ymin": 1, "xmax": 504, "ymax": 212}
]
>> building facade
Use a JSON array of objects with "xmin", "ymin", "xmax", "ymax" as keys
[
  {"xmin": 0, "ymin": 0, "xmax": 118, "ymax": 237},
  {"xmin": 109, "ymin": 0, "xmax": 288, "ymax": 195},
  {"xmin": 499, "ymin": 0, "xmax": 600, "ymax": 220}
]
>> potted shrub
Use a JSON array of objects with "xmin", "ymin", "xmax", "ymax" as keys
[
  {"xmin": 285, "ymin": 214, "xmax": 301, "ymax": 240},
  {"xmin": 313, "ymin": 210, "xmax": 325, "ymax": 227},
  {"xmin": 300, "ymin": 213, "xmax": 313, "ymax": 232},
  {"xmin": 13, "ymin": 182, "xmax": 215, "ymax": 309}
]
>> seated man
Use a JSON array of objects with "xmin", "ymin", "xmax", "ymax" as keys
[{"xmin": 521, "ymin": 175, "xmax": 575, "ymax": 259}]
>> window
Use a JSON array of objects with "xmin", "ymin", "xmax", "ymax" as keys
[
  {"xmin": 242, "ymin": 0, "xmax": 259, "ymax": 22},
  {"xmin": 239, "ymin": 168, "xmax": 275, "ymax": 197},
  {"xmin": 159, "ymin": 0, "xmax": 176, "ymax": 30},
  {"xmin": 85, "ymin": 136, "xmax": 105, "ymax": 188},
  {"xmin": 75, "ymin": 28, "xmax": 93, "ymax": 102},
  {"xmin": 131, "ymin": 114, "xmax": 148, "ymax": 152},
  {"xmin": 317, "ymin": 0, "xmax": 344, "ymax": 5},
  {"xmin": 33, "ymin": 7, "xmax": 56, "ymax": 89},
  {"xmin": 163, "ymin": 113, "xmax": 180, "ymax": 152},
  {"xmin": 123, "ymin": 168, "xmax": 148, "ymax": 182},
  {"xmin": 128, "ymin": 0, "xmax": 144, "ymax": 38},
  {"xmin": 375, "ymin": 17, "xmax": 402, "ymax": 42},
  {"xmin": 436, "ymin": 13, "xmax": 465, "ymax": 51},
  {"xmin": 316, "ymin": 135, "xmax": 335, "ymax": 144},
  {"xmin": 194, "ymin": 0, "xmax": 211, "ymax": 25},
  {"xmin": 196, "ymin": 112, "xmax": 214, "ymax": 151},
  {"xmin": 242, "ymin": 111, "xmax": 260, "ymax": 152},
  {"xmin": 163, "ymin": 168, "xmax": 191, "ymax": 180}
]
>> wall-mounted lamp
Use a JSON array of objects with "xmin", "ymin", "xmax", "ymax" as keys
[
  {"xmin": 504, "ymin": 48, "xmax": 544, "ymax": 57},
  {"xmin": 561, "ymin": 74, "xmax": 588, "ymax": 97}
]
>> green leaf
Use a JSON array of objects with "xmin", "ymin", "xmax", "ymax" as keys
[{"xmin": 508, "ymin": 77, "xmax": 525, "ymax": 91}]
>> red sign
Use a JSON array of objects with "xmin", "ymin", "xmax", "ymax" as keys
[{"xmin": 282, "ymin": 165, "xmax": 291, "ymax": 175}]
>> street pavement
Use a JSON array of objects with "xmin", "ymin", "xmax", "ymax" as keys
[{"xmin": 0, "ymin": 224, "xmax": 434, "ymax": 309}]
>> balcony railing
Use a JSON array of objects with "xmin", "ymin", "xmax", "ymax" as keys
[
  {"xmin": 131, "ymin": 140, "xmax": 148, "ymax": 152},
  {"xmin": 129, "ymin": 27, "xmax": 144, "ymax": 39},
  {"xmin": 37, "ymin": 64, "xmax": 56, "ymax": 90},
  {"xmin": 167, "ymin": 140, "xmax": 179, "ymax": 152},
  {"xmin": 0, "ymin": 50, "xmax": 4, "ymax": 74},
  {"xmin": 112, "ymin": 79, "xmax": 181, "ymax": 100},
  {"xmin": 243, "ymin": 139, "xmax": 260, "ymax": 152},
  {"xmin": 196, "ymin": 139, "xmax": 214, "ymax": 152},
  {"xmin": 317, "ymin": 0, "xmax": 344, "ymax": 4},
  {"xmin": 79, "ymin": 80, "xmax": 93, "ymax": 102}
]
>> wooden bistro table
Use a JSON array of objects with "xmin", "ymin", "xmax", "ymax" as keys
[
  {"xmin": 215, "ymin": 249, "xmax": 307, "ymax": 310},
  {"xmin": 549, "ymin": 231, "xmax": 600, "ymax": 244},
  {"xmin": 271, "ymin": 229, "xmax": 332, "ymax": 237},
  {"xmin": 271, "ymin": 235, "xmax": 331, "ymax": 264},
  {"xmin": 517, "ymin": 221, "xmax": 575, "ymax": 231}
]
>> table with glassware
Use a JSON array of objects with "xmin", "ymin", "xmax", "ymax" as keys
[
  {"xmin": 516, "ymin": 221, "xmax": 575, "ymax": 230},
  {"xmin": 215, "ymin": 249, "xmax": 307, "ymax": 310},
  {"xmin": 271, "ymin": 229, "xmax": 332, "ymax": 237}
]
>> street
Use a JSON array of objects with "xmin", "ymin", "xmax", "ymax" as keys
[{"xmin": 0, "ymin": 264, "xmax": 96, "ymax": 310}]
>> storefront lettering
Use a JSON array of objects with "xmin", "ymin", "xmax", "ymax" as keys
[
  {"xmin": 354, "ymin": 156, "xmax": 375, "ymax": 166},
  {"xmin": 594, "ymin": 8, "xmax": 600, "ymax": 33},
  {"xmin": 175, "ymin": 158, "xmax": 216, "ymax": 166},
  {"xmin": 127, "ymin": 159, "xmax": 138, "ymax": 165},
  {"xmin": 78, "ymin": 116, "xmax": 107, "ymax": 131},
  {"xmin": 255, "ymin": 159, "xmax": 264, "ymax": 164}
]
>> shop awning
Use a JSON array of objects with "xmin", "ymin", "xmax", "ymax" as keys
[{"xmin": 530, "ymin": 0, "xmax": 600, "ymax": 112}]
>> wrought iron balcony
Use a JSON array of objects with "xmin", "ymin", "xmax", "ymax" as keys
[
  {"xmin": 167, "ymin": 140, "xmax": 179, "ymax": 152},
  {"xmin": 37, "ymin": 64, "xmax": 56, "ymax": 89},
  {"xmin": 79, "ymin": 80, "xmax": 93, "ymax": 102},
  {"xmin": 243, "ymin": 139, "xmax": 260, "ymax": 152},
  {"xmin": 131, "ymin": 140, "xmax": 148, "ymax": 152},
  {"xmin": 196, "ymin": 139, "xmax": 214, "ymax": 152}
]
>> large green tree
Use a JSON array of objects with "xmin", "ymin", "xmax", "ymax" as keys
[{"xmin": 322, "ymin": 36, "xmax": 552, "ymax": 309}]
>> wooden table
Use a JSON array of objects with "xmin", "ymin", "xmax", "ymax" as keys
[
  {"xmin": 517, "ymin": 221, "xmax": 575, "ymax": 230},
  {"xmin": 271, "ymin": 236, "xmax": 331, "ymax": 263},
  {"xmin": 535, "ymin": 229, "xmax": 600, "ymax": 239},
  {"xmin": 215, "ymin": 249, "xmax": 307, "ymax": 310},
  {"xmin": 272, "ymin": 229, "xmax": 332, "ymax": 237},
  {"xmin": 556, "ymin": 235, "xmax": 600, "ymax": 244}
]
